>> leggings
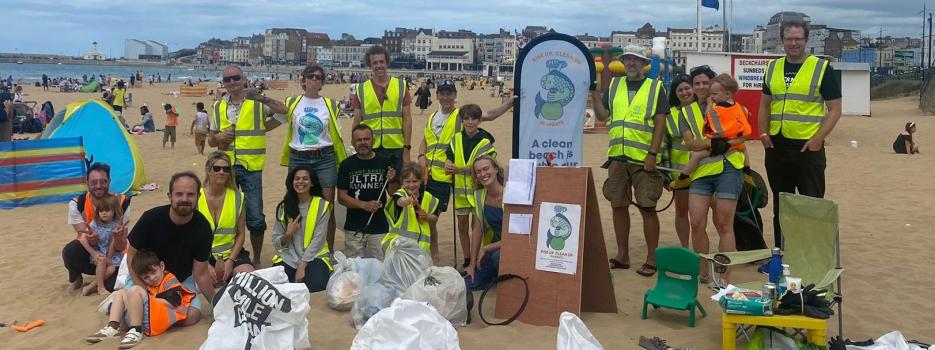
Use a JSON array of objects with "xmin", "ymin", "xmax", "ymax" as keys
[
  {"xmin": 274, "ymin": 259, "xmax": 331, "ymax": 292},
  {"xmin": 62, "ymin": 239, "xmax": 117, "ymax": 291}
]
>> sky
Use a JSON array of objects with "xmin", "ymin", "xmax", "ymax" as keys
[{"xmin": 1, "ymin": 0, "xmax": 926, "ymax": 56}]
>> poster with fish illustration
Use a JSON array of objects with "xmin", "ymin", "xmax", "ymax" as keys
[
  {"xmin": 535, "ymin": 202, "xmax": 581, "ymax": 275},
  {"xmin": 512, "ymin": 33, "xmax": 595, "ymax": 167}
]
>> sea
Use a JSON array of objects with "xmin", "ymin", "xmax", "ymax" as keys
[{"xmin": 0, "ymin": 63, "xmax": 281, "ymax": 83}]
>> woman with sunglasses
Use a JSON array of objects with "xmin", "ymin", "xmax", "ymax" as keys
[
  {"xmin": 198, "ymin": 151, "xmax": 254, "ymax": 286},
  {"xmin": 271, "ymin": 166, "xmax": 333, "ymax": 292},
  {"xmin": 279, "ymin": 64, "xmax": 348, "ymax": 253}
]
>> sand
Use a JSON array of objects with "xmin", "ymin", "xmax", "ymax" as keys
[{"xmin": 1, "ymin": 81, "xmax": 933, "ymax": 349}]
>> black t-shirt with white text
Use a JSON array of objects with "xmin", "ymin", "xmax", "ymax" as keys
[
  {"xmin": 337, "ymin": 154, "xmax": 393, "ymax": 234},
  {"xmin": 128, "ymin": 205, "xmax": 213, "ymax": 281}
]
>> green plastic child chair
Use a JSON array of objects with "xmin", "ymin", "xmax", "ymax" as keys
[{"xmin": 642, "ymin": 246, "xmax": 707, "ymax": 327}]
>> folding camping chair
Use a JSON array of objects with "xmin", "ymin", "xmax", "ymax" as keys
[{"xmin": 704, "ymin": 193, "xmax": 845, "ymax": 342}]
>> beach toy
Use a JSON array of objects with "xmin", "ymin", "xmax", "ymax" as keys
[{"xmin": 13, "ymin": 320, "xmax": 45, "ymax": 332}]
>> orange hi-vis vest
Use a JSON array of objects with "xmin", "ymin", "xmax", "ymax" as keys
[
  {"xmin": 73, "ymin": 193, "xmax": 130, "ymax": 240},
  {"xmin": 704, "ymin": 102, "xmax": 753, "ymax": 152},
  {"xmin": 146, "ymin": 272, "xmax": 195, "ymax": 336}
]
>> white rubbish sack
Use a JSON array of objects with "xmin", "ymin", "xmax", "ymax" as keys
[
  {"xmin": 351, "ymin": 299, "xmax": 460, "ymax": 350},
  {"xmin": 200, "ymin": 266, "xmax": 311, "ymax": 350},
  {"xmin": 351, "ymin": 283, "xmax": 399, "ymax": 329},
  {"xmin": 327, "ymin": 251, "xmax": 383, "ymax": 311},
  {"xmin": 380, "ymin": 238, "xmax": 432, "ymax": 293},
  {"xmin": 844, "ymin": 331, "xmax": 931, "ymax": 350},
  {"xmin": 557, "ymin": 312, "xmax": 604, "ymax": 350},
  {"xmin": 401, "ymin": 266, "xmax": 468, "ymax": 327},
  {"xmin": 113, "ymin": 254, "xmax": 129, "ymax": 291}
]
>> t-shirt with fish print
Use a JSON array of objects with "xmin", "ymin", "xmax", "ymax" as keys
[{"xmin": 288, "ymin": 96, "xmax": 333, "ymax": 151}]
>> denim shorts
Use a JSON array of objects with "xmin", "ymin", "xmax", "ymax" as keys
[
  {"xmin": 688, "ymin": 161, "xmax": 743, "ymax": 200},
  {"xmin": 288, "ymin": 150, "xmax": 338, "ymax": 188}
]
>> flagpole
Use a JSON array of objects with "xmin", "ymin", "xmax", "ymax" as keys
[{"xmin": 697, "ymin": 0, "xmax": 702, "ymax": 52}]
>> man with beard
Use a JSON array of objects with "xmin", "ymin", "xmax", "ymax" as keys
[
  {"xmin": 127, "ymin": 171, "xmax": 214, "ymax": 325},
  {"xmin": 62, "ymin": 162, "xmax": 132, "ymax": 291},
  {"xmin": 337, "ymin": 124, "xmax": 396, "ymax": 260}
]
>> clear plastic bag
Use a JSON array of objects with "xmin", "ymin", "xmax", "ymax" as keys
[
  {"xmin": 380, "ymin": 238, "xmax": 432, "ymax": 293},
  {"xmin": 327, "ymin": 252, "xmax": 385, "ymax": 311},
  {"xmin": 401, "ymin": 266, "xmax": 468, "ymax": 327},
  {"xmin": 351, "ymin": 283, "xmax": 399, "ymax": 329}
]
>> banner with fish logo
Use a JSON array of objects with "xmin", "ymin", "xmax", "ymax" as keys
[{"xmin": 512, "ymin": 33, "xmax": 595, "ymax": 167}]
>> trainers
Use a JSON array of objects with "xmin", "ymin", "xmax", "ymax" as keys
[
  {"xmin": 85, "ymin": 326, "xmax": 120, "ymax": 343},
  {"xmin": 639, "ymin": 336, "xmax": 672, "ymax": 350},
  {"xmin": 118, "ymin": 329, "xmax": 143, "ymax": 349},
  {"xmin": 670, "ymin": 176, "xmax": 692, "ymax": 190}
]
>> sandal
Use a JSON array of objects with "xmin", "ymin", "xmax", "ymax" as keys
[
  {"xmin": 609, "ymin": 258, "xmax": 630, "ymax": 269},
  {"xmin": 636, "ymin": 263, "xmax": 656, "ymax": 277},
  {"xmin": 699, "ymin": 275, "xmax": 710, "ymax": 284}
]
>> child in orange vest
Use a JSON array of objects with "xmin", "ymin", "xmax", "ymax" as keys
[
  {"xmin": 85, "ymin": 250, "xmax": 195, "ymax": 348},
  {"xmin": 674, "ymin": 74, "xmax": 752, "ymax": 184}
]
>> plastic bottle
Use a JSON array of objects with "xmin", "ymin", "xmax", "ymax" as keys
[
  {"xmin": 767, "ymin": 247, "xmax": 783, "ymax": 283},
  {"xmin": 777, "ymin": 264, "xmax": 791, "ymax": 295}
]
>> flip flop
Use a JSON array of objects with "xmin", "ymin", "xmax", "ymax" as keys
[
  {"xmin": 608, "ymin": 258, "xmax": 630, "ymax": 269},
  {"xmin": 636, "ymin": 263, "xmax": 657, "ymax": 277},
  {"xmin": 13, "ymin": 320, "xmax": 45, "ymax": 332}
]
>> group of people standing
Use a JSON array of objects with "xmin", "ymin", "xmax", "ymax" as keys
[{"xmin": 593, "ymin": 19, "xmax": 841, "ymax": 283}]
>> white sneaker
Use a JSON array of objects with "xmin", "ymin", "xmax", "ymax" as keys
[
  {"xmin": 118, "ymin": 329, "xmax": 143, "ymax": 349},
  {"xmin": 85, "ymin": 326, "xmax": 120, "ymax": 343}
]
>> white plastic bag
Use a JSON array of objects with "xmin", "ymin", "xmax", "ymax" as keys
[
  {"xmin": 401, "ymin": 266, "xmax": 468, "ymax": 327},
  {"xmin": 113, "ymin": 254, "xmax": 129, "ymax": 291},
  {"xmin": 351, "ymin": 283, "xmax": 399, "ymax": 329},
  {"xmin": 557, "ymin": 312, "xmax": 604, "ymax": 350},
  {"xmin": 201, "ymin": 266, "xmax": 311, "ymax": 350},
  {"xmin": 844, "ymin": 331, "xmax": 930, "ymax": 350},
  {"xmin": 351, "ymin": 299, "xmax": 460, "ymax": 350},
  {"xmin": 380, "ymin": 238, "xmax": 431, "ymax": 293}
]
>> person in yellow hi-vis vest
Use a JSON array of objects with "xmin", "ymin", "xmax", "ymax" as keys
[
  {"xmin": 270, "ymin": 166, "xmax": 333, "ymax": 292},
  {"xmin": 382, "ymin": 163, "xmax": 439, "ymax": 259},
  {"xmin": 351, "ymin": 46, "xmax": 413, "ymax": 175},
  {"xmin": 445, "ymin": 104, "xmax": 496, "ymax": 270},
  {"xmin": 418, "ymin": 80, "xmax": 514, "ymax": 269},
  {"xmin": 280, "ymin": 64, "xmax": 347, "ymax": 253},
  {"xmin": 663, "ymin": 74, "xmax": 706, "ymax": 249},
  {"xmin": 589, "ymin": 45, "xmax": 668, "ymax": 278},
  {"xmin": 208, "ymin": 65, "xmax": 289, "ymax": 267},
  {"xmin": 198, "ymin": 152, "xmax": 254, "ymax": 285},
  {"xmin": 758, "ymin": 19, "xmax": 842, "ymax": 248}
]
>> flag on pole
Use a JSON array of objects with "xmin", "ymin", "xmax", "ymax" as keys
[
  {"xmin": 0, "ymin": 137, "xmax": 87, "ymax": 209},
  {"xmin": 702, "ymin": 0, "xmax": 719, "ymax": 10}
]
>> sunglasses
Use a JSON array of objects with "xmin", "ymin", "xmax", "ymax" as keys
[
  {"xmin": 222, "ymin": 75, "xmax": 242, "ymax": 83},
  {"xmin": 304, "ymin": 74, "xmax": 324, "ymax": 81},
  {"xmin": 212, "ymin": 165, "xmax": 231, "ymax": 173},
  {"xmin": 689, "ymin": 65, "xmax": 711, "ymax": 75},
  {"xmin": 89, "ymin": 179, "xmax": 109, "ymax": 186}
]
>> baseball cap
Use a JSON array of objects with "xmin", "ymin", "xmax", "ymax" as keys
[
  {"xmin": 437, "ymin": 80, "xmax": 457, "ymax": 93},
  {"xmin": 621, "ymin": 44, "xmax": 649, "ymax": 61}
]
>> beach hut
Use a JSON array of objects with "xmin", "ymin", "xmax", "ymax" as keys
[{"xmin": 41, "ymin": 99, "xmax": 147, "ymax": 194}]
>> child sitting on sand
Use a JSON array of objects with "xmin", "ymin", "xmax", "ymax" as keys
[
  {"xmin": 85, "ymin": 250, "xmax": 195, "ymax": 348},
  {"xmin": 78, "ymin": 195, "xmax": 125, "ymax": 296}
]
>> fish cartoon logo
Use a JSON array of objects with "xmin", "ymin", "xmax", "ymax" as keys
[
  {"xmin": 546, "ymin": 205, "xmax": 573, "ymax": 250},
  {"xmin": 534, "ymin": 59, "xmax": 575, "ymax": 121}
]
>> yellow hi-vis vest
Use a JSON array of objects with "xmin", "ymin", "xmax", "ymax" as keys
[
  {"xmin": 689, "ymin": 122, "xmax": 745, "ymax": 181},
  {"xmin": 212, "ymin": 98, "xmax": 268, "ymax": 171},
  {"xmin": 272, "ymin": 196, "xmax": 333, "ymax": 270},
  {"xmin": 424, "ymin": 108, "xmax": 461, "ymax": 183},
  {"xmin": 357, "ymin": 77, "xmax": 406, "ymax": 149},
  {"xmin": 278, "ymin": 95, "xmax": 348, "ymax": 167},
  {"xmin": 382, "ymin": 188, "xmax": 439, "ymax": 254},
  {"xmin": 197, "ymin": 187, "xmax": 243, "ymax": 261},
  {"xmin": 472, "ymin": 188, "xmax": 500, "ymax": 246},
  {"xmin": 765, "ymin": 55, "xmax": 829, "ymax": 140},
  {"xmin": 666, "ymin": 102, "xmax": 704, "ymax": 175},
  {"xmin": 112, "ymin": 87, "xmax": 126, "ymax": 107},
  {"xmin": 607, "ymin": 77, "xmax": 663, "ymax": 162},
  {"xmin": 450, "ymin": 133, "xmax": 496, "ymax": 210}
]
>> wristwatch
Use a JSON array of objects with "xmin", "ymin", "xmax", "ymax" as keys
[
  {"xmin": 403, "ymin": 145, "xmax": 412, "ymax": 150},
  {"xmin": 647, "ymin": 151, "xmax": 658, "ymax": 157}
]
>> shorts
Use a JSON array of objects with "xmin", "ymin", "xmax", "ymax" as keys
[
  {"xmin": 288, "ymin": 150, "xmax": 338, "ymax": 188},
  {"xmin": 207, "ymin": 249, "xmax": 253, "ymax": 268},
  {"xmin": 425, "ymin": 179, "xmax": 451, "ymax": 213},
  {"xmin": 121, "ymin": 291, "xmax": 150, "ymax": 334},
  {"xmin": 163, "ymin": 126, "xmax": 177, "ymax": 142},
  {"xmin": 343, "ymin": 232, "xmax": 386, "ymax": 260},
  {"xmin": 194, "ymin": 132, "xmax": 206, "ymax": 146},
  {"xmin": 602, "ymin": 160, "xmax": 663, "ymax": 209},
  {"xmin": 455, "ymin": 207, "xmax": 472, "ymax": 216},
  {"xmin": 688, "ymin": 161, "xmax": 743, "ymax": 200}
]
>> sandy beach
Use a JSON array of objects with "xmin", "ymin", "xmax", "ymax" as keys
[{"xmin": 1, "ymin": 80, "xmax": 933, "ymax": 349}]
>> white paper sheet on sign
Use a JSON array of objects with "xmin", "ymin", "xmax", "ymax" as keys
[{"xmin": 535, "ymin": 202, "xmax": 581, "ymax": 275}]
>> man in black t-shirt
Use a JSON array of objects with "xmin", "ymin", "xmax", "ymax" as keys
[
  {"xmin": 128, "ymin": 171, "xmax": 214, "ymax": 325},
  {"xmin": 758, "ymin": 19, "xmax": 842, "ymax": 248},
  {"xmin": 338, "ymin": 124, "xmax": 396, "ymax": 260}
]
